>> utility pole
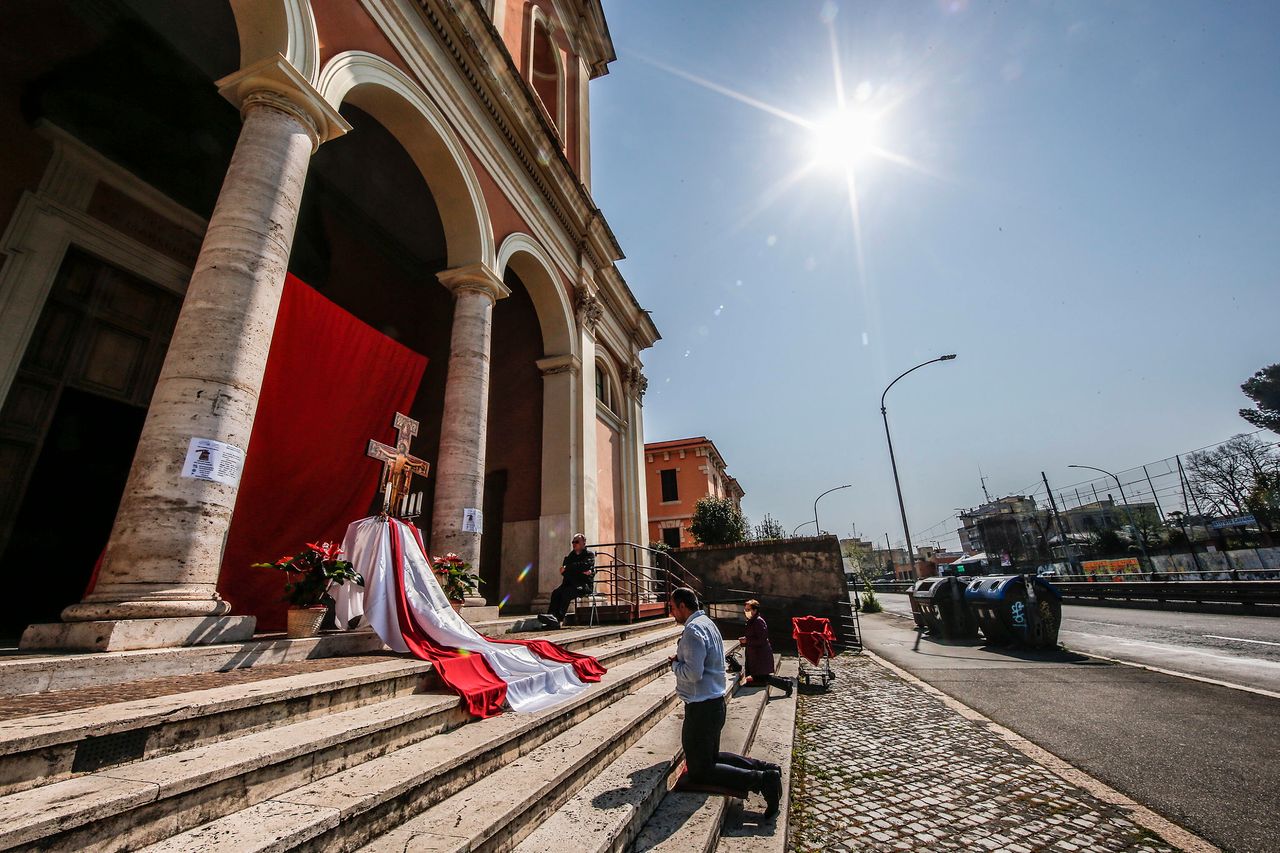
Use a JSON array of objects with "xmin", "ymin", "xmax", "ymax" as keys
[
  {"xmin": 1143, "ymin": 465, "xmax": 1166, "ymax": 522},
  {"xmin": 979, "ymin": 466, "xmax": 992, "ymax": 503},
  {"xmin": 1043, "ymin": 472, "xmax": 1075, "ymax": 575}
]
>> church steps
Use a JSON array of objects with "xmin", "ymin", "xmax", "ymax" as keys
[
  {"xmin": 0, "ymin": 658, "xmax": 434, "ymax": 797},
  {"xmin": 0, "ymin": 620, "xmax": 677, "ymax": 799},
  {"xmin": 714, "ymin": 659, "xmax": 800, "ymax": 853},
  {"xmin": 0, "ymin": 616, "xmax": 531, "ymax": 700},
  {"xmin": 0, "ymin": 626, "xmax": 682, "ymax": 852},
  {"xmin": 351, "ymin": 674, "xmax": 681, "ymax": 853},
  {"xmin": 130, "ymin": 644, "xmax": 682, "ymax": 853},
  {"xmin": 629, "ymin": 681, "xmax": 772, "ymax": 853},
  {"xmin": 511, "ymin": 669, "xmax": 764, "ymax": 853}
]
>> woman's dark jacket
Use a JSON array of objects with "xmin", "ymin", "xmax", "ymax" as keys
[{"xmin": 743, "ymin": 614, "xmax": 776, "ymax": 677}]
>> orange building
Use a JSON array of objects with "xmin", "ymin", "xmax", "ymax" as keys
[{"xmin": 645, "ymin": 437, "xmax": 744, "ymax": 549}]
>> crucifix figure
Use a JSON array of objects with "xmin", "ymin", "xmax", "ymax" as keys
[{"xmin": 366, "ymin": 412, "xmax": 430, "ymax": 517}]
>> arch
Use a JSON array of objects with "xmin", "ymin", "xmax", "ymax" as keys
[
  {"xmin": 496, "ymin": 233, "xmax": 575, "ymax": 357},
  {"xmin": 317, "ymin": 51, "xmax": 494, "ymax": 268},
  {"xmin": 593, "ymin": 348, "xmax": 625, "ymax": 419},
  {"xmin": 229, "ymin": 0, "xmax": 320, "ymax": 82}
]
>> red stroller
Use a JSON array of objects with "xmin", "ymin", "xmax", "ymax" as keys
[{"xmin": 791, "ymin": 616, "xmax": 836, "ymax": 688}]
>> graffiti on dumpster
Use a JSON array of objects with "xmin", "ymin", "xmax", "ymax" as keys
[{"xmin": 1011, "ymin": 601, "xmax": 1026, "ymax": 626}]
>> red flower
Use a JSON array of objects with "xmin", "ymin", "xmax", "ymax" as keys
[{"xmin": 306, "ymin": 541, "xmax": 343, "ymax": 562}]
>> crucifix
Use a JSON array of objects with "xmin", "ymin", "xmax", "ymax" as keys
[{"xmin": 366, "ymin": 412, "xmax": 430, "ymax": 518}]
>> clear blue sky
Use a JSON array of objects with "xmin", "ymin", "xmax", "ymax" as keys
[{"xmin": 591, "ymin": 0, "xmax": 1280, "ymax": 549}]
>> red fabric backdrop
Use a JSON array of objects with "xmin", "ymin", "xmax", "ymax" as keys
[{"xmin": 218, "ymin": 275, "xmax": 427, "ymax": 632}]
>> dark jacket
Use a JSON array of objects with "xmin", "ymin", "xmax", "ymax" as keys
[
  {"xmin": 743, "ymin": 614, "xmax": 775, "ymax": 677},
  {"xmin": 562, "ymin": 548, "xmax": 596, "ymax": 589}
]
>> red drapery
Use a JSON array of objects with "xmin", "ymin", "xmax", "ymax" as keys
[{"xmin": 218, "ymin": 275, "xmax": 427, "ymax": 632}]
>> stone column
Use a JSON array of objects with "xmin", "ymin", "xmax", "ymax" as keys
[
  {"xmin": 22, "ymin": 58, "xmax": 348, "ymax": 652},
  {"xmin": 533, "ymin": 354, "xmax": 581, "ymax": 607},
  {"xmin": 431, "ymin": 264, "xmax": 509, "ymax": 620}
]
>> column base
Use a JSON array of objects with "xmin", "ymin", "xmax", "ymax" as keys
[
  {"xmin": 20, "ymin": 615, "xmax": 257, "ymax": 652},
  {"xmin": 461, "ymin": 605, "xmax": 500, "ymax": 623}
]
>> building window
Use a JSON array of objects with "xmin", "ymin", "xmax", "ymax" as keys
[
  {"xmin": 595, "ymin": 360, "xmax": 621, "ymax": 415},
  {"xmin": 530, "ymin": 17, "xmax": 563, "ymax": 136},
  {"xmin": 595, "ymin": 367, "xmax": 606, "ymax": 403},
  {"xmin": 662, "ymin": 527, "xmax": 682, "ymax": 549},
  {"xmin": 660, "ymin": 468, "xmax": 679, "ymax": 502}
]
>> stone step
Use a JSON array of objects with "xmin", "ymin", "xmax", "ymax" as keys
[
  {"xmin": 0, "ymin": 613, "xmax": 582, "ymax": 699},
  {"xmin": 0, "ymin": 656, "xmax": 432, "ymax": 797},
  {"xmin": 631, "ymin": 683, "xmax": 774, "ymax": 852},
  {"xmin": 355, "ymin": 674, "xmax": 681, "ymax": 853},
  {"xmin": 0, "ymin": 626, "xmax": 682, "ymax": 852},
  {"xmin": 715, "ymin": 658, "xmax": 800, "ymax": 853},
  {"xmin": 132, "ymin": 642, "xmax": 683, "ymax": 853},
  {"xmin": 512, "ymin": 670, "xmax": 755, "ymax": 853}
]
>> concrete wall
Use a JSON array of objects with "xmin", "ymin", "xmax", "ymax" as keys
[{"xmin": 672, "ymin": 535, "xmax": 849, "ymax": 646}]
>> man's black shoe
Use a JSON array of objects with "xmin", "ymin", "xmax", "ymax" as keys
[
  {"xmin": 783, "ymin": 677, "xmax": 794, "ymax": 699},
  {"xmin": 761, "ymin": 769, "xmax": 783, "ymax": 819},
  {"xmin": 536, "ymin": 614, "xmax": 560, "ymax": 628}
]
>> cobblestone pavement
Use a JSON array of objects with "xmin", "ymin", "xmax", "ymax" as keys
[
  {"xmin": 0, "ymin": 653, "xmax": 402, "ymax": 720},
  {"xmin": 789, "ymin": 653, "xmax": 1182, "ymax": 852}
]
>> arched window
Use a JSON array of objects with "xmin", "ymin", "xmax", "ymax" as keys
[
  {"xmin": 595, "ymin": 359, "xmax": 621, "ymax": 416},
  {"xmin": 529, "ymin": 13, "xmax": 564, "ymax": 136}
]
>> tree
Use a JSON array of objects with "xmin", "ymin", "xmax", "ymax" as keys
[
  {"xmin": 751, "ymin": 513, "xmax": 785, "ymax": 541},
  {"xmin": 689, "ymin": 496, "xmax": 747, "ymax": 546},
  {"xmin": 1240, "ymin": 364, "xmax": 1280, "ymax": 434},
  {"xmin": 1186, "ymin": 433, "xmax": 1280, "ymax": 527}
]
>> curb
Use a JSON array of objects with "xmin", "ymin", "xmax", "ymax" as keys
[{"xmin": 860, "ymin": 649, "xmax": 1220, "ymax": 853}]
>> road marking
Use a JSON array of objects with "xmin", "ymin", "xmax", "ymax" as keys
[
  {"xmin": 1203, "ymin": 634, "xmax": 1280, "ymax": 647},
  {"xmin": 1059, "ymin": 632, "xmax": 1280, "ymax": 671}
]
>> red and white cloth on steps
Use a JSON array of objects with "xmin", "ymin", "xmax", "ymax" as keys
[{"xmin": 333, "ymin": 516, "xmax": 605, "ymax": 718}]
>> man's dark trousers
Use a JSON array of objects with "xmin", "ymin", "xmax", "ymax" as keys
[
  {"xmin": 681, "ymin": 696, "xmax": 766, "ymax": 793},
  {"xmin": 548, "ymin": 578, "xmax": 591, "ymax": 622}
]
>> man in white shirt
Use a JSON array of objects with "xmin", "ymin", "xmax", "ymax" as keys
[{"xmin": 668, "ymin": 587, "xmax": 783, "ymax": 817}]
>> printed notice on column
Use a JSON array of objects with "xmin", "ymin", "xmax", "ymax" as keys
[
  {"xmin": 462, "ymin": 508, "xmax": 483, "ymax": 533},
  {"xmin": 181, "ymin": 437, "xmax": 245, "ymax": 486}
]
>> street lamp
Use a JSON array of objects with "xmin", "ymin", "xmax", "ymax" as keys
[
  {"xmin": 881, "ymin": 354, "xmax": 957, "ymax": 578},
  {"xmin": 1067, "ymin": 464, "xmax": 1152, "ymax": 568},
  {"xmin": 814, "ymin": 484, "xmax": 852, "ymax": 536},
  {"xmin": 792, "ymin": 520, "xmax": 817, "ymax": 537}
]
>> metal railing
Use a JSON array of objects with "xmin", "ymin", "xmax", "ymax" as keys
[
  {"xmin": 700, "ymin": 586, "xmax": 862, "ymax": 651},
  {"xmin": 580, "ymin": 542, "xmax": 703, "ymax": 622},
  {"xmin": 868, "ymin": 575, "xmax": 1280, "ymax": 609}
]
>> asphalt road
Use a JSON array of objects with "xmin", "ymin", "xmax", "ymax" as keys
[
  {"xmin": 876, "ymin": 593, "xmax": 1280, "ymax": 694},
  {"xmin": 861, "ymin": 597, "xmax": 1280, "ymax": 853}
]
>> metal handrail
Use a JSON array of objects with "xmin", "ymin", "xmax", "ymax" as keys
[{"xmin": 578, "ymin": 541, "xmax": 704, "ymax": 622}]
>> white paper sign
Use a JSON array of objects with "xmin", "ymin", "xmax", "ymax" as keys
[
  {"xmin": 181, "ymin": 437, "xmax": 245, "ymax": 486},
  {"xmin": 462, "ymin": 507, "xmax": 483, "ymax": 533}
]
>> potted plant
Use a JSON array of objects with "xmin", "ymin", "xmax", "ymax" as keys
[
  {"xmin": 254, "ymin": 541, "xmax": 363, "ymax": 638},
  {"xmin": 431, "ymin": 553, "xmax": 482, "ymax": 613}
]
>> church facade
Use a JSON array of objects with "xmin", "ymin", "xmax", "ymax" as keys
[{"xmin": 0, "ymin": 0, "xmax": 656, "ymax": 647}]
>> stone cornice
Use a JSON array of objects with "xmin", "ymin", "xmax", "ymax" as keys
[
  {"xmin": 217, "ymin": 55, "xmax": 351, "ymax": 152},
  {"xmin": 437, "ymin": 262, "xmax": 510, "ymax": 302}
]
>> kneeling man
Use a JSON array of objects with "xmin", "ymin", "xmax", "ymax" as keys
[{"xmin": 668, "ymin": 587, "xmax": 783, "ymax": 817}]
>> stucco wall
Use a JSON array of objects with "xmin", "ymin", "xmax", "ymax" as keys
[{"xmin": 671, "ymin": 535, "xmax": 849, "ymax": 645}]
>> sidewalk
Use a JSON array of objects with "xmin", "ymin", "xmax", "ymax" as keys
[{"xmin": 788, "ymin": 653, "xmax": 1191, "ymax": 852}]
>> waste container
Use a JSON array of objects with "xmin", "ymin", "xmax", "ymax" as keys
[
  {"xmin": 964, "ymin": 575, "xmax": 1063, "ymax": 648},
  {"xmin": 907, "ymin": 578, "xmax": 939, "ymax": 633},
  {"xmin": 910, "ymin": 576, "xmax": 978, "ymax": 639}
]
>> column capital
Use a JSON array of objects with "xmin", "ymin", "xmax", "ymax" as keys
[
  {"xmin": 536, "ymin": 353, "xmax": 581, "ymax": 377},
  {"xmin": 575, "ymin": 284, "xmax": 604, "ymax": 332},
  {"xmin": 437, "ymin": 263, "xmax": 510, "ymax": 303},
  {"xmin": 217, "ymin": 55, "xmax": 351, "ymax": 152},
  {"xmin": 623, "ymin": 364, "xmax": 649, "ymax": 404}
]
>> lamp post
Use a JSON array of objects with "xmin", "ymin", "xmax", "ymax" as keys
[
  {"xmin": 881, "ymin": 354, "xmax": 957, "ymax": 579},
  {"xmin": 814, "ymin": 484, "xmax": 852, "ymax": 537},
  {"xmin": 1068, "ymin": 464, "xmax": 1152, "ymax": 569},
  {"xmin": 792, "ymin": 520, "xmax": 817, "ymax": 537}
]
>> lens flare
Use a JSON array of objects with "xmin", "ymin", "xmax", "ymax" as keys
[
  {"xmin": 517, "ymin": 563, "xmax": 533, "ymax": 583},
  {"xmin": 498, "ymin": 594, "xmax": 511, "ymax": 611}
]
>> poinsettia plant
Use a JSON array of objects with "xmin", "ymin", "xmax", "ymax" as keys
[
  {"xmin": 431, "ymin": 553, "xmax": 482, "ymax": 603},
  {"xmin": 254, "ymin": 541, "xmax": 363, "ymax": 608}
]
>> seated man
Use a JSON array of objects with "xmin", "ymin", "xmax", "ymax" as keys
[
  {"xmin": 668, "ymin": 587, "xmax": 782, "ymax": 817},
  {"xmin": 537, "ymin": 533, "xmax": 596, "ymax": 628}
]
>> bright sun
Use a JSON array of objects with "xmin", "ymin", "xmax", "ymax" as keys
[{"xmin": 810, "ymin": 109, "xmax": 883, "ymax": 171}]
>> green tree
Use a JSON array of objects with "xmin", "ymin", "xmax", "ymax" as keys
[
  {"xmin": 689, "ymin": 496, "xmax": 747, "ymax": 546},
  {"xmin": 1240, "ymin": 364, "xmax": 1280, "ymax": 434}
]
